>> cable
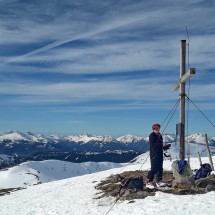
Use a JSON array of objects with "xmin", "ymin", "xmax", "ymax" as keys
[
  {"xmin": 115, "ymin": 143, "xmax": 149, "ymax": 175},
  {"xmin": 186, "ymin": 26, "xmax": 191, "ymax": 162},
  {"xmin": 161, "ymin": 99, "xmax": 180, "ymax": 134},
  {"xmin": 106, "ymin": 199, "xmax": 120, "ymax": 215},
  {"xmin": 185, "ymin": 95, "xmax": 215, "ymax": 129},
  {"xmin": 161, "ymin": 98, "xmax": 180, "ymax": 128},
  {"xmin": 186, "ymin": 74, "xmax": 191, "ymax": 162}
]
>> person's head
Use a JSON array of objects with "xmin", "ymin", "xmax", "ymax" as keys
[{"xmin": 152, "ymin": 123, "xmax": 161, "ymax": 133}]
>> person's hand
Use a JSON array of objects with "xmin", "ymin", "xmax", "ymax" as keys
[{"xmin": 163, "ymin": 144, "xmax": 171, "ymax": 150}]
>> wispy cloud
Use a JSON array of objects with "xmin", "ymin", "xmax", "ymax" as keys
[
  {"xmin": 0, "ymin": 78, "xmax": 214, "ymax": 111},
  {"xmin": 1, "ymin": 0, "xmax": 214, "ymax": 67}
]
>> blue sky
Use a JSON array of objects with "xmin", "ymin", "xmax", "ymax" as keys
[{"xmin": 0, "ymin": 0, "xmax": 215, "ymax": 137}]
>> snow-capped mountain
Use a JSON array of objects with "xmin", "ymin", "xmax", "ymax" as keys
[
  {"xmin": 0, "ymin": 131, "xmax": 58, "ymax": 143},
  {"xmin": 163, "ymin": 134, "xmax": 176, "ymax": 143},
  {"xmin": 116, "ymin": 135, "xmax": 148, "ymax": 151},
  {"xmin": 186, "ymin": 133, "xmax": 215, "ymax": 146},
  {"xmin": 0, "ymin": 131, "xmax": 214, "ymax": 160},
  {"xmin": 0, "ymin": 131, "xmax": 214, "ymax": 145},
  {"xmin": 64, "ymin": 133, "xmax": 115, "ymax": 143},
  {"xmin": 117, "ymin": 134, "xmax": 144, "ymax": 143},
  {"xmin": 186, "ymin": 133, "xmax": 206, "ymax": 144},
  {"xmin": 0, "ymin": 131, "xmax": 148, "ymax": 156}
]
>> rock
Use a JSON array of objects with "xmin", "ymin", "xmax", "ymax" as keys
[
  {"xmin": 195, "ymin": 174, "xmax": 215, "ymax": 188},
  {"xmin": 96, "ymin": 170, "xmax": 215, "ymax": 201},
  {"xmin": 136, "ymin": 190, "xmax": 152, "ymax": 198},
  {"xmin": 205, "ymin": 184, "xmax": 215, "ymax": 192},
  {"xmin": 190, "ymin": 186, "xmax": 206, "ymax": 194},
  {"xmin": 119, "ymin": 189, "xmax": 155, "ymax": 200},
  {"xmin": 172, "ymin": 160, "xmax": 195, "ymax": 189}
]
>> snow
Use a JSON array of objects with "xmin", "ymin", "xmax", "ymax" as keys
[
  {"xmin": 0, "ymin": 131, "xmax": 49, "ymax": 143},
  {"xmin": 64, "ymin": 133, "xmax": 115, "ymax": 143},
  {"xmin": 163, "ymin": 134, "xmax": 175, "ymax": 142},
  {"xmin": 0, "ymin": 156, "xmax": 215, "ymax": 215},
  {"xmin": 0, "ymin": 154, "xmax": 10, "ymax": 161},
  {"xmin": 170, "ymin": 142, "xmax": 215, "ymax": 159},
  {"xmin": 0, "ymin": 131, "xmax": 29, "ymax": 142},
  {"xmin": 0, "ymin": 160, "xmax": 122, "ymax": 189},
  {"xmin": 131, "ymin": 141, "xmax": 215, "ymax": 164},
  {"xmin": 117, "ymin": 134, "xmax": 144, "ymax": 143},
  {"xmin": 187, "ymin": 133, "xmax": 207, "ymax": 144}
]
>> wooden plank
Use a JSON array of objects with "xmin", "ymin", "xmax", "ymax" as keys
[
  {"xmin": 197, "ymin": 152, "xmax": 202, "ymax": 166},
  {"xmin": 205, "ymin": 134, "xmax": 214, "ymax": 171}
]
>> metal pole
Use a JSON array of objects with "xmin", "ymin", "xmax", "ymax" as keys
[
  {"xmin": 197, "ymin": 152, "xmax": 202, "ymax": 165},
  {"xmin": 187, "ymin": 141, "xmax": 190, "ymax": 164},
  {"xmin": 179, "ymin": 40, "xmax": 186, "ymax": 160},
  {"xmin": 205, "ymin": 134, "xmax": 214, "ymax": 171}
]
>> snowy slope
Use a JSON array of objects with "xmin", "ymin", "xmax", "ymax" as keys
[
  {"xmin": 0, "ymin": 160, "xmax": 122, "ymax": 189},
  {"xmin": 132, "ymin": 140, "xmax": 215, "ymax": 164},
  {"xmin": 0, "ymin": 157, "xmax": 215, "ymax": 215},
  {"xmin": 170, "ymin": 142, "xmax": 215, "ymax": 159}
]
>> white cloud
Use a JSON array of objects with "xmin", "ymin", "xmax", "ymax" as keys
[
  {"xmin": 1, "ymin": 39, "xmax": 179, "ymax": 74},
  {"xmin": 0, "ymin": 78, "xmax": 214, "ymax": 111}
]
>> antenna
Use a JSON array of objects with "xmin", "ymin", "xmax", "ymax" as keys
[
  {"xmin": 186, "ymin": 26, "xmax": 190, "ymax": 69},
  {"xmin": 186, "ymin": 26, "xmax": 191, "ymax": 163}
]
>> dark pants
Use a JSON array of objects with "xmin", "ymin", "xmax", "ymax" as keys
[{"xmin": 147, "ymin": 157, "xmax": 163, "ymax": 182}]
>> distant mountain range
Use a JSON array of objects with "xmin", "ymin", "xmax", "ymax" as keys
[
  {"xmin": 0, "ymin": 131, "xmax": 150, "ymax": 156},
  {"xmin": 0, "ymin": 131, "xmax": 215, "ymax": 154},
  {"xmin": 0, "ymin": 131, "xmax": 215, "ymax": 169}
]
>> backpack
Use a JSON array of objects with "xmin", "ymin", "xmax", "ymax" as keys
[
  {"xmin": 194, "ymin": 163, "xmax": 212, "ymax": 180},
  {"xmin": 117, "ymin": 175, "xmax": 144, "ymax": 196}
]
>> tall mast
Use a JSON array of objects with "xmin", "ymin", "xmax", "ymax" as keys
[{"xmin": 172, "ymin": 40, "xmax": 195, "ymax": 160}]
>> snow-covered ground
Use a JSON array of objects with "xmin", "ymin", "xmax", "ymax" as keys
[
  {"xmin": 0, "ymin": 156, "xmax": 215, "ymax": 215},
  {"xmin": 0, "ymin": 160, "xmax": 122, "ymax": 189},
  {"xmin": 131, "ymin": 141, "xmax": 215, "ymax": 163}
]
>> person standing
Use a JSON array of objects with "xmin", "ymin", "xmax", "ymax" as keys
[{"xmin": 146, "ymin": 123, "xmax": 169, "ymax": 188}]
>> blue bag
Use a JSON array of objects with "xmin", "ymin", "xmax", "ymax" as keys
[{"xmin": 194, "ymin": 163, "xmax": 212, "ymax": 180}]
